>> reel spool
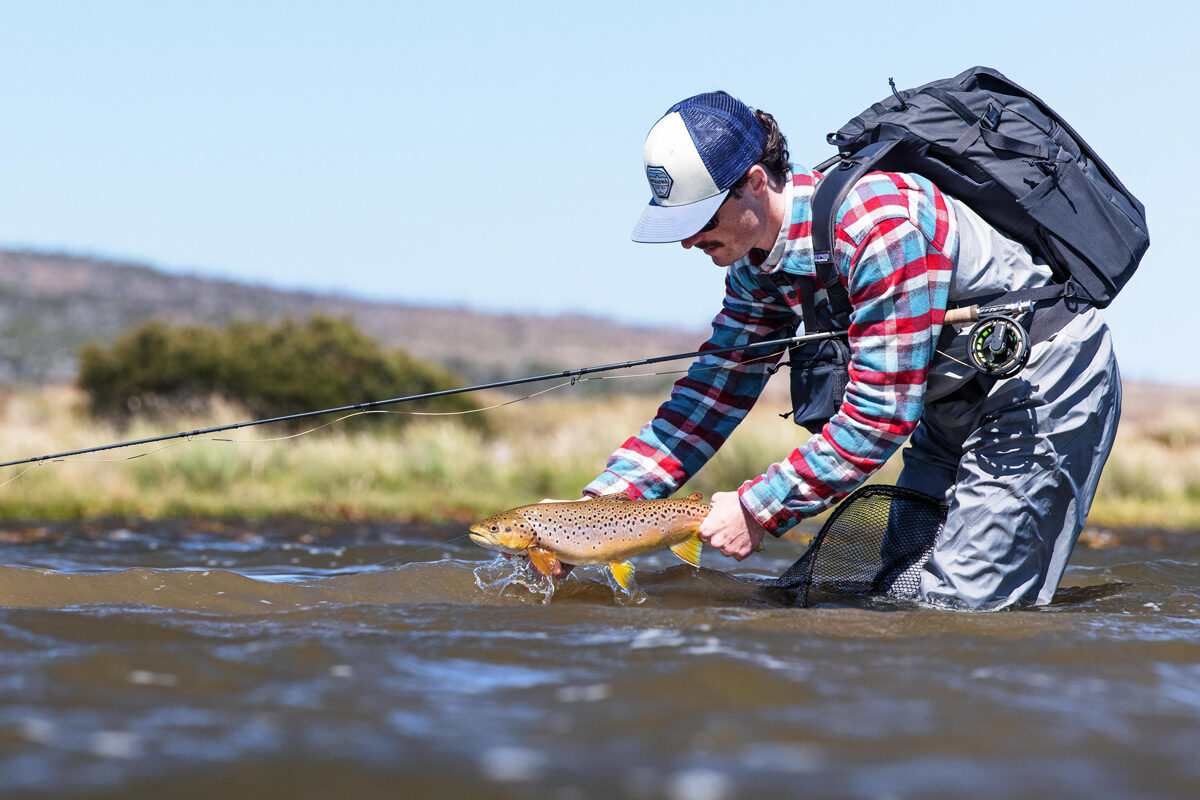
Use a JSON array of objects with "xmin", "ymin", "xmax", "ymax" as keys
[{"xmin": 967, "ymin": 315, "xmax": 1030, "ymax": 377}]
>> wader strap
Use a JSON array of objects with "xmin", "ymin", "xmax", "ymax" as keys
[
  {"xmin": 798, "ymin": 274, "xmax": 819, "ymax": 335},
  {"xmin": 769, "ymin": 272, "xmax": 837, "ymax": 336}
]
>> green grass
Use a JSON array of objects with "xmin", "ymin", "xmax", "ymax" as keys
[{"xmin": 0, "ymin": 384, "xmax": 1197, "ymax": 532}]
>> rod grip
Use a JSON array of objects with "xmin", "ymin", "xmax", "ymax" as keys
[{"xmin": 943, "ymin": 305, "xmax": 978, "ymax": 326}]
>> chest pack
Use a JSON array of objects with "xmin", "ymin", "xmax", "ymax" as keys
[{"xmin": 786, "ymin": 66, "xmax": 1149, "ymax": 433}]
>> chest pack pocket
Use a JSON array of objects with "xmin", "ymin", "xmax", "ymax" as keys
[
  {"xmin": 775, "ymin": 269, "xmax": 852, "ymax": 435},
  {"xmin": 786, "ymin": 336, "xmax": 852, "ymax": 435}
]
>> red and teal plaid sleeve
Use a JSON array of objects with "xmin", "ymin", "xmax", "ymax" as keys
[
  {"xmin": 738, "ymin": 173, "xmax": 956, "ymax": 533},
  {"xmin": 582, "ymin": 266, "xmax": 798, "ymax": 500}
]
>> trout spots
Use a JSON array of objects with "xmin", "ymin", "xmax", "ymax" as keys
[{"xmin": 472, "ymin": 496, "xmax": 711, "ymax": 576}]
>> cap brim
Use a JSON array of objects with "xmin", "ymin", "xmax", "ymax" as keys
[{"xmin": 630, "ymin": 190, "xmax": 728, "ymax": 243}]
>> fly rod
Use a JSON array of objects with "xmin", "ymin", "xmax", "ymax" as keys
[{"xmin": 0, "ymin": 330, "xmax": 846, "ymax": 470}]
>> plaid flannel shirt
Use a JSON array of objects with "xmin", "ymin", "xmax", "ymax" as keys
[{"xmin": 584, "ymin": 165, "xmax": 958, "ymax": 535}]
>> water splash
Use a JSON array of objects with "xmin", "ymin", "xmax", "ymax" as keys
[
  {"xmin": 472, "ymin": 555, "xmax": 648, "ymax": 605},
  {"xmin": 472, "ymin": 556, "xmax": 556, "ymax": 604},
  {"xmin": 601, "ymin": 566, "xmax": 647, "ymax": 606}
]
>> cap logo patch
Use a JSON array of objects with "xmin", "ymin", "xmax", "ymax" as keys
[{"xmin": 646, "ymin": 165, "xmax": 673, "ymax": 200}]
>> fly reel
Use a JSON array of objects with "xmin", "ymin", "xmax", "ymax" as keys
[{"xmin": 966, "ymin": 314, "xmax": 1030, "ymax": 377}]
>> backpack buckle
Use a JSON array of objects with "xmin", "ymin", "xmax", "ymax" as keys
[{"xmin": 981, "ymin": 104, "xmax": 1001, "ymax": 131}]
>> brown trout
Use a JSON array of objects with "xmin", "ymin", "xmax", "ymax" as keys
[{"xmin": 468, "ymin": 492, "xmax": 711, "ymax": 590}]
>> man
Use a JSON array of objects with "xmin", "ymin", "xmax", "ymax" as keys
[{"xmin": 579, "ymin": 91, "xmax": 1121, "ymax": 610}]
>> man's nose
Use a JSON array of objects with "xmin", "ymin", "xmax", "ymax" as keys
[{"xmin": 680, "ymin": 232, "xmax": 701, "ymax": 250}]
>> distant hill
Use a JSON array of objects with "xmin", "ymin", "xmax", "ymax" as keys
[{"xmin": 0, "ymin": 249, "xmax": 707, "ymax": 386}]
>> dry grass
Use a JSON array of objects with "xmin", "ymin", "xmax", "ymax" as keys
[
  {"xmin": 1089, "ymin": 394, "xmax": 1200, "ymax": 530},
  {"xmin": 0, "ymin": 380, "xmax": 1196, "ymax": 531}
]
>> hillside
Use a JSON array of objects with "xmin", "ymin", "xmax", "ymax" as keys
[{"xmin": 0, "ymin": 249, "xmax": 706, "ymax": 386}]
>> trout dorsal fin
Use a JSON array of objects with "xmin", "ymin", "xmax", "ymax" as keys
[
  {"xmin": 685, "ymin": 492, "xmax": 703, "ymax": 501},
  {"xmin": 669, "ymin": 532, "xmax": 702, "ymax": 567},
  {"xmin": 594, "ymin": 492, "xmax": 632, "ymax": 502}
]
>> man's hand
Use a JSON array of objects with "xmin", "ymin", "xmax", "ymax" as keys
[{"xmin": 698, "ymin": 491, "xmax": 767, "ymax": 560}]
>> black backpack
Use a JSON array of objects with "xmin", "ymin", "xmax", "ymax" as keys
[
  {"xmin": 786, "ymin": 67, "xmax": 1148, "ymax": 433},
  {"xmin": 809, "ymin": 66, "xmax": 1149, "ymax": 316}
]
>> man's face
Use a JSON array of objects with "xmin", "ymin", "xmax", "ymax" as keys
[{"xmin": 678, "ymin": 175, "xmax": 771, "ymax": 267}]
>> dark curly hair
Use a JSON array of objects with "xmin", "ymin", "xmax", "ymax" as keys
[{"xmin": 730, "ymin": 108, "xmax": 790, "ymax": 194}]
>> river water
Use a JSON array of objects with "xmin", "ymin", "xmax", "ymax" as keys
[{"xmin": 0, "ymin": 517, "xmax": 1197, "ymax": 800}]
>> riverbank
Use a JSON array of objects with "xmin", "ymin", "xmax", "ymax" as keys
[{"xmin": 1, "ymin": 382, "xmax": 1198, "ymax": 531}]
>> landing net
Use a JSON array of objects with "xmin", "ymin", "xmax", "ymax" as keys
[{"xmin": 771, "ymin": 485, "xmax": 949, "ymax": 607}]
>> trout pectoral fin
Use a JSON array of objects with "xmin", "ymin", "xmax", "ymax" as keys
[
  {"xmin": 669, "ymin": 532, "xmax": 702, "ymax": 567},
  {"xmin": 609, "ymin": 561, "xmax": 635, "ymax": 591},
  {"xmin": 528, "ymin": 546, "xmax": 559, "ymax": 579}
]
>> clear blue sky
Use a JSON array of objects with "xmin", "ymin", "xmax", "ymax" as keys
[{"xmin": 1, "ymin": 0, "xmax": 1193, "ymax": 384}]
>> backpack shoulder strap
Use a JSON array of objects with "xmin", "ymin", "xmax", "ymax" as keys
[
  {"xmin": 813, "ymin": 146, "xmax": 1083, "ymax": 344},
  {"xmin": 810, "ymin": 138, "xmax": 904, "ymax": 327}
]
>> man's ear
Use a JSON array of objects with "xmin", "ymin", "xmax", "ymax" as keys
[{"xmin": 744, "ymin": 164, "xmax": 770, "ymax": 196}]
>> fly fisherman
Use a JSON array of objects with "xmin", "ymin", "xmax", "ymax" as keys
[{"xmin": 577, "ymin": 91, "xmax": 1121, "ymax": 610}]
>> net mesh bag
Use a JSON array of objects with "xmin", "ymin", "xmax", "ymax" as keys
[{"xmin": 770, "ymin": 484, "xmax": 949, "ymax": 606}]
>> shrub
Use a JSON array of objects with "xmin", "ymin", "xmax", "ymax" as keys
[{"xmin": 77, "ymin": 315, "xmax": 483, "ymax": 429}]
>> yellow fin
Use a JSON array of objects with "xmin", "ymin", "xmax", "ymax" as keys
[
  {"xmin": 527, "ymin": 546, "xmax": 559, "ymax": 579},
  {"xmin": 669, "ymin": 532, "xmax": 702, "ymax": 567},
  {"xmin": 608, "ymin": 561, "xmax": 635, "ymax": 591},
  {"xmin": 685, "ymin": 492, "xmax": 703, "ymax": 501}
]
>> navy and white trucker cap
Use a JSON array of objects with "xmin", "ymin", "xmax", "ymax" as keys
[{"xmin": 631, "ymin": 92, "xmax": 767, "ymax": 243}]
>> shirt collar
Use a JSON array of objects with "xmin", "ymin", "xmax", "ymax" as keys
[
  {"xmin": 755, "ymin": 173, "xmax": 793, "ymax": 271},
  {"xmin": 734, "ymin": 164, "xmax": 820, "ymax": 278}
]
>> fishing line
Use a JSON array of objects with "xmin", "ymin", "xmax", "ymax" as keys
[
  {"xmin": 2, "ymin": 331, "xmax": 831, "ymax": 473},
  {"xmin": 203, "ymin": 346, "xmax": 784, "ymax": 449},
  {"xmin": 0, "ymin": 332, "xmax": 820, "ymax": 518},
  {"xmin": 935, "ymin": 349, "xmax": 975, "ymax": 371},
  {"xmin": 269, "ymin": 353, "xmax": 792, "ymax": 571},
  {"xmin": 211, "ymin": 380, "xmax": 576, "ymax": 444},
  {"xmin": 0, "ymin": 382, "xmax": 586, "ymax": 488},
  {"xmin": 218, "ymin": 354, "xmax": 772, "ymax": 453},
  {"xmin": 0, "ymin": 347, "xmax": 795, "ymax": 493},
  {"xmin": 0, "ymin": 434, "xmax": 208, "ymax": 488},
  {"xmin": 0, "ymin": 342, "xmax": 805, "ymax": 572},
  {"xmin": 0, "ymin": 462, "xmax": 49, "ymax": 489}
]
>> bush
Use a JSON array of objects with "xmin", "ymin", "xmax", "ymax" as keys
[{"xmin": 77, "ymin": 315, "xmax": 483, "ymax": 429}]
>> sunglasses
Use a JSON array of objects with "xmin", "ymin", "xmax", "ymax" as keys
[{"xmin": 697, "ymin": 193, "xmax": 733, "ymax": 235}]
